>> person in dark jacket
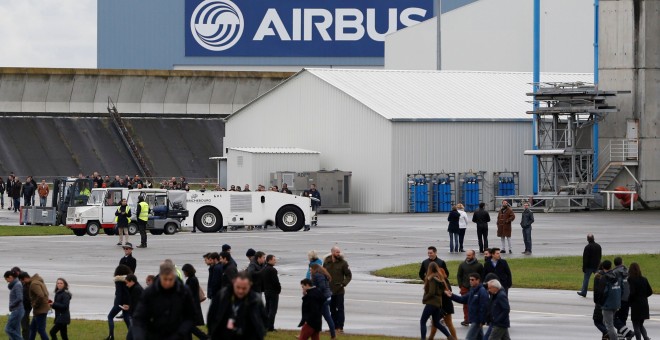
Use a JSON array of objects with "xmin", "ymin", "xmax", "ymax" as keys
[
  {"xmin": 456, "ymin": 250, "xmax": 484, "ymax": 327},
  {"xmin": 628, "ymin": 262, "xmax": 652, "ymax": 340},
  {"xmin": 106, "ymin": 265, "xmax": 132, "ymax": 340},
  {"xmin": 49, "ymin": 278, "xmax": 72, "ymax": 340},
  {"xmin": 578, "ymin": 233, "xmax": 602, "ymax": 297},
  {"xmin": 205, "ymin": 252, "xmax": 223, "ymax": 300},
  {"xmin": 447, "ymin": 206, "xmax": 461, "ymax": 253},
  {"xmin": 482, "ymin": 248, "xmax": 512, "ymax": 293},
  {"xmin": 132, "ymin": 263, "xmax": 196, "ymax": 340},
  {"xmin": 419, "ymin": 246, "xmax": 449, "ymax": 282},
  {"xmin": 0, "ymin": 176, "xmax": 5, "ymax": 209},
  {"xmin": 5, "ymin": 174, "xmax": 13, "ymax": 210},
  {"xmin": 596, "ymin": 260, "xmax": 621, "ymax": 340},
  {"xmin": 124, "ymin": 274, "xmax": 143, "ymax": 340},
  {"xmin": 4, "ymin": 271, "xmax": 23, "ymax": 340},
  {"xmin": 18, "ymin": 271, "xmax": 32, "ymax": 340},
  {"xmin": 28, "ymin": 273, "xmax": 50, "ymax": 340},
  {"xmin": 21, "ymin": 176, "xmax": 35, "ymax": 207},
  {"xmin": 420, "ymin": 262, "xmax": 454, "ymax": 340},
  {"xmin": 115, "ymin": 198, "xmax": 132, "ymax": 246},
  {"xmin": 11, "ymin": 177, "xmax": 22, "ymax": 212},
  {"xmin": 219, "ymin": 252, "xmax": 238, "ymax": 290},
  {"xmin": 487, "ymin": 280, "xmax": 510, "ymax": 339},
  {"xmin": 520, "ymin": 203, "xmax": 534, "ymax": 255},
  {"xmin": 298, "ymin": 278, "xmax": 325, "ymax": 340},
  {"xmin": 262, "ymin": 255, "xmax": 281, "ymax": 332},
  {"xmin": 246, "ymin": 251, "xmax": 266, "ymax": 294},
  {"xmin": 471, "ymin": 202, "xmax": 491, "ymax": 253},
  {"xmin": 447, "ymin": 273, "xmax": 489, "ymax": 340},
  {"xmin": 120, "ymin": 243, "xmax": 137, "ymax": 274},
  {"xmin": 207, "ymin": 272, "xmax": 267, "ymax": 340},
  {"xmin": 310, "ymin": 264, "xmax": 336, "ymax": 339},
  {"xmin": 323, "ymin": 246, "xmax": 352, "ymax": 334},
  {"xmin": 182, "ymin": 264, "xmax": 208, "ymax": 340}
]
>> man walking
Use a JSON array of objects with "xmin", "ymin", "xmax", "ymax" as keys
[
  {"xmin": 120, "ymin": 243, "xmax": 137, "ymax": 274},
  {"xmin": 471, "ymin": 202, "xmax": 491, "ymax": 253},
  {"xmin": 595, "ymin": 260, "xmax": 621, "ymax": 340},
  {"xmin": 483, "ymin": 248, "xmax": 512, "ymax": 294},
  {"xmin": 520, "ymin": 203, "xmax": 534, "ymax": 255},
  {"xmin": 132, "ymin": 263, "xmax": 196, "ymax": 339},
  {"xmin": 456, "ymin": 250, "xmax": 483, "ymax": 327},
  {"xmin": 446, "ymin": 273, "xmax": 489, "ymax": 340},
  {"xmin": 135, "ymin": 196, "xmax": 149, "ymax": 248},
  {"xmin": 4, "ymin": 271, "xmax": 24, "ymax": 340},
  {"xmin": 28, "ymin": 273, "xmax": 50, "ymax": 340},
  {"xmin": 496, "ymin": 201, "xmax": 515, "ymax": 254},
  {"xmin": 578, "ymin": 234, "xmax": 602, "ymax": 297},
  {"xmin": 262, "ymin": 255, "xmax": 281, "ymax": 332},
  {"xmin": 323, "ymin": 246, "xmax": 352, "ymax": 334},
  {"xmin": 419, "ymin": 246, "xmax": 450, "ymax": 280},
  {"xmin": 247, "ymin": 251, "xmax": 266, "ymax": 295},
  {"xmin": 37, "ymin": 180, "xmax": 49, "ymax": 208},
  {"xmin": 487, "ymin": 280, "xmax": 511, "ymax": 340},
  {"xmin": 18, "ymin": 272, "xmax": 32, "ymax": 340}
]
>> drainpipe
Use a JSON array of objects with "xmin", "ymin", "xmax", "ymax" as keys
[
  {"xmin": 532, "ymin": 0, "xmax": 540, "ymax": 194},
  {"xmin": 593, "ymin": 0, "xmax": 600, "ymax": 192}
]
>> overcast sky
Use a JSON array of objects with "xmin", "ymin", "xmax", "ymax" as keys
[{"xmin": 0, "ymin": 1, "xmax": 96, "ymax": 68}]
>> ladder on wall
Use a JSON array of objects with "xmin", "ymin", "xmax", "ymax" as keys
[{"xmin": 107, "ymin": 98, "xmax": 152, "ymax": 178}]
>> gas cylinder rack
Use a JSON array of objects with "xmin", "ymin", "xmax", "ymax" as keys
[
  {"xmin": 494, "ymin": 171, "xmax": 519, "ymax": 198},
  {"xmin": 407, "ymin": 173, "xmax": 432, "ymax": 213},
  {"xmin": 458, "ymin": 171, "xmax": 485, "ymax": 212},
  {"xmin": 431, "ymin": 173, "xmax": 455, "ymax": 212}
]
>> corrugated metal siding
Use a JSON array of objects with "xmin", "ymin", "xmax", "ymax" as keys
[
  {"xmin": 225, "ymin": 72, "xmax": 393, "ymax": 213},
  {"xmin": 307, "ymin": 69, "xmax": 594, "ymax": 120},
  {"xmin": 391, "ymin": 121, "xmax": 533, "ymax": 212}
]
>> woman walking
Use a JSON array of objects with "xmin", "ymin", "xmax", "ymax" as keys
[
  {"xmin": 49, "ymin": 278, "xmax": 72, "ymax": 340},
  {"xmin": 456, "ymin": 203, "xmax": 469, "ymax": 252},
  {"xmin": 182, "ymin": 264, "xmax": 208, "ymax": 340},
  {"xmin": 106, "ymin": 265, "xmax": 132, "ymax": 340},
  {"xmin": 628, "ymin": 262, "xmax": 653, "ymax": 340},
  {"xmin": 310, "ymin": 264, "xmax": 336, "ymax": 340},
  {"xmin": 447, "ymin": 206, "xmax": 460, "ymax": 253},
  {"xmin": 306, "ymin": 250, "xmax": 324, "ymax": 279},
  {"xmin": 420, "ymin": 262, "xmax": 455, "ymax": 340}
]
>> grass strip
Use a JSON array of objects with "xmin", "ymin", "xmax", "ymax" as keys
[
  {"xmin": 0, "ymin": 316, "xmax": 413, "ymax": 340},
  {"xmin": 372, "ymin": 253, "xmax": 660, "ymax": 292},
  {"xmin": 0, "ymin": 225, "xmax": 72, "ymax": 236}
]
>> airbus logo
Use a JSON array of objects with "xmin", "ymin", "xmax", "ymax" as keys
[{"xmin": 190, "ymin": 0, "xmax": 244, "ymax": 51}]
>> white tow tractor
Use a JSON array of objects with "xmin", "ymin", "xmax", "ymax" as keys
[
  {"xmin": 183, "ymin": 191, "xmax": 313, "ymax": 232},
  {"xmin": 66, "ymin": 188, "xmax": 131, "ymax": 236},
  {"xmin": 126, "ymin": 189, "xmax": 189, "ymax": 235}
]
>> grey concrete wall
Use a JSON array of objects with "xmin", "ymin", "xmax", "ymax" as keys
[
  {"xmin": 599, "ymin": 0, "xmax": 660, "ymax": 206},
  {"xmin": 0, "ymin": 68, "xmax": 290, "ymax": 115},
  {"xmin": 0, "ymin": 117, "xmax": 224, "ymax": 181}
]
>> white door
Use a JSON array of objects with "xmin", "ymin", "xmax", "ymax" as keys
[{"xmin": 102, "ymin": 189, "xmax": 125, "ymax": 223}]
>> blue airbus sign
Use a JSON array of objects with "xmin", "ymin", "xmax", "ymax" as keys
[{"xmin": 185, "ymin": 0, "xmax": 433, "ymax": 57}]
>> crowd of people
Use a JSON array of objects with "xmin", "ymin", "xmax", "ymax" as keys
[
  {"xmin": 3, "ymin": 244, "xmax": 352, "ymax": 340},
  {"xmin": 1, "ymin": 173, "xmax": 50, "ymax": 211}
]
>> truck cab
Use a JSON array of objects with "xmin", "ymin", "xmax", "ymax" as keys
[
  {"xmin": 66, "ymin": 187, "xmax": 130, "ymax": 236},
  {"xmin": 52, "ymin": 177, "xmax": 94, "ymax": 225}
]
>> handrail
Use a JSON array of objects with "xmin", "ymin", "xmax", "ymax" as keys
[{"xmin": 609, "ymin": 139, "xmax": 638, "ymax": 162}]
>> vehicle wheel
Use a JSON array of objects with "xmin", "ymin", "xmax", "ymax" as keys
[
  {"xmin": 72, "ymin": 229, "xmax": 86, "ymax": 236},
  {"xmin": 128, "ymin": 223, "xmax": 138, "ymax": 235},
  {"xmin": 149, "ymin": 230, "xmax": 164, "ymax": 235},
  {"xmin": 104, "ymin": 227, "xmax": 115, "ymax": 235},
  {"xmin": 276, "ymin": 206, "xmax": 304, "ymax": 232},
  {"xmin": 86, "ymin": 221, "xmax": 100, "ymax": 236},
  {"xmin": 164, "ymin": 223, "xmax": 177, "ymax": 235},
  {"xmin": 194, "ymin": 207, "xmax": 222, "ymax": 233}
]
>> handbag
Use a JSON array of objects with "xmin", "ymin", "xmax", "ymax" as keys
[{"xmin": 198, "ymin": 286, "xmax": 207, "ymax": 302}]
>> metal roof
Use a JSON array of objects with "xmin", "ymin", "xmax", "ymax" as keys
[
  {"xmin": 305, "ymin": 69, "xmax": 594, "ymax": 121},
  {"xmin": 228, "ymin": 147, "xmax": 320, "ymax": 154}
]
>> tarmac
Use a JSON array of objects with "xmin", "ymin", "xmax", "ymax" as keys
[{"xmin": 0, "ymin": 207, "xmax": 659, "ymax": 339}]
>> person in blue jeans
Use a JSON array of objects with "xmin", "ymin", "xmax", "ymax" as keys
[
  {"xmin": 578, "ymin": 234, "xmax": 602, "ymax": 297},
  {"xmin": 310, "ymin": 264, "xmax": 336, "ymax": 339},
  {"xmin": 447, "ymin": 272, "xmax": 489, "ymax": 340},
  {"xmin": 106, "ymin": 265, "xmax": 132, "ymax": 340},
  {"xmin": 4, "ymin": 271, "xmax": 25, "ymax": 340},
  {"xmin": 420, "ymin": 262, "xmax": 455, "ymax": 340},
  {"xmin": 28, "ymin": 273, "xmax": 50, "ymax": 340}
]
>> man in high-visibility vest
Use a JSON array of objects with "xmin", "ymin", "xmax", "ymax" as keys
[
  {"xmin": 115, "ymin": 198, "xmax": 131, "ymax": 246},
  {"xmin": 136, "ymin": 196, "xmax": 149, "ymax": 248}
]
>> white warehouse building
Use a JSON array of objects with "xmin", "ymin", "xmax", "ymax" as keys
[{"xmin": 224, "ymin": 69, "xmax": 592, "ymax": 213}]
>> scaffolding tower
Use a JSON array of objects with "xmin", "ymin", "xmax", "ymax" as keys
[{"xmin": 524, "ymin": 82, "xmax": 617, "ymax": 211}]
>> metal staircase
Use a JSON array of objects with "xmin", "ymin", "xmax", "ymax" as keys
[
  {"xmin": 594, "ymin": 139, "xmax": 639, "ymax": 191},
  {"xmin": 107, "ymin": 98, "xmax": 152, "ymax": 178}
]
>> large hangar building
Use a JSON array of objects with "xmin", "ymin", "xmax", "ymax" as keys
[{"xmin": 224, "ymin": 69, "xmax": 592, "ymax": 213}]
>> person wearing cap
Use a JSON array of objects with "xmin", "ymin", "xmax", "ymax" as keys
[
  {"xmin": 120, "ymin": 243, "xmax": 137, "ymax": 274},
  {"xmin": 245, "ymin": 248, "xmax": 256, "ymax": 268}
]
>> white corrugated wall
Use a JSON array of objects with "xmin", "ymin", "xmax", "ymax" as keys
[
  {"xmin": 225, "ymin": 72, "xmax": 394, "ymax": 213},
  {"xmin": 391, "ymin": 121, "xmax": 533, "ymax": 212}
]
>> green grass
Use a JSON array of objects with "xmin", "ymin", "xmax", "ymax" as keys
[
  {"xmin": 372, "ymin": 254, "xmax": 660, "ymax": 292},
  {"xmin": 0, "ymin": 316, "xmax": 413, "ymax": 340},
  {"xmin": 0, "ymin": 225, "xmax": 73, "ymax": 236}
]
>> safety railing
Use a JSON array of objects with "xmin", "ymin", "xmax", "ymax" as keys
[{"xmin": 598, "ymin": 139, "xmax": 638, "ymax": 168}]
